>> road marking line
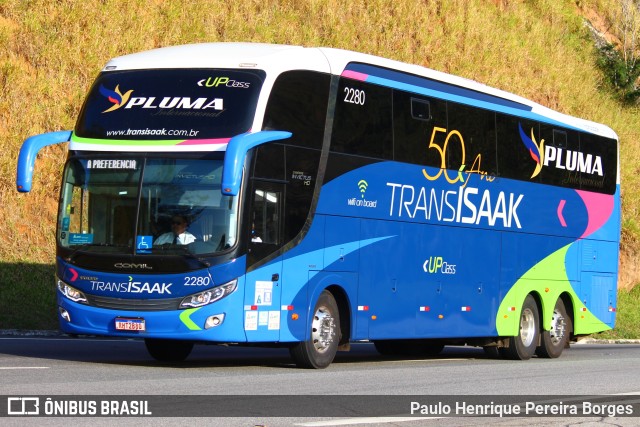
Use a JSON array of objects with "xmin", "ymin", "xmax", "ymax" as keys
[
  {"xmin": 390, "ymin": 358, "xmax": 469, "ymax": 363},
  {"xmin": 0, "ymin": 337, "xmax": 136, "ymax": 342},
  {"xmin": 296, "ymin": 416, "xmax": 441, "ymax": 426},
  {"xmin": 0, "ymin": 367, "xmax": 49, "ymax": 370}
]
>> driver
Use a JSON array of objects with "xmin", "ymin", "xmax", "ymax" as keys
[{"xmin": 154, "ymin": 214, "xmax": 196, "ymax": 245}]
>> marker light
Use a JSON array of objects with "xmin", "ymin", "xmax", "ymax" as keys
[
  {"xmin": 180, "ymin": 279, "xmax": 237, "ymax": 308},
  {"xmin": 204, "ymin": 314, "xmax": 225, "ymax": 329},
  {"xmin": 59, "ymin": 307, "xmax": 71, "ymax": 322},
  {"xmin": 57, "ymin": 279, "xmax": 88, "ymax": 304}
]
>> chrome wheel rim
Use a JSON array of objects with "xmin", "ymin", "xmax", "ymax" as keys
[
  {"xmin": 311, "ymin": 305, "xmax": 336, "ymax": 353},
  {"xmin": 520, "ymin": 307, "xmax": 536, "ymax": 347},
  {"xmin": 549, "ymin": 308, "xmax": 566, "ymax": 346}
]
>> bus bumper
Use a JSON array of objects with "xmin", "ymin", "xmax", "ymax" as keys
[{"xmin": 56, "ymin": 291, "xmax": 248, "ymax": 342}]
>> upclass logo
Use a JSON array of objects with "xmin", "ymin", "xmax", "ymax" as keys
[
  {"xmin": 518, "ymin": 123, "xmax": 545, "ymax": 179},
  {"xmin": 423, "ymin": 256, "xmax": 456, "ymax": 275},
  {"xmin": 99, "ymin": 84, "xmax": 134, "ymax": 113},
  {"xmin": 197, "ymin": 76, "xmax": 250, "ymax": 88}
]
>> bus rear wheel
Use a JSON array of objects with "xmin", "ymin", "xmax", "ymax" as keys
[
  {"xmin": 536, "ymin": 298, "xmax": 571, "ymax": 358},
  {"xmin": 289, "ymin": 290, "xmax": 341, "ymax": 369},
  {"xmin": 503, "ymin": 295, "xmax": 539, "ymax": 360},
  {"xmin": 145, "ymin": 338, "xmax": 194, "ymax": 362}
]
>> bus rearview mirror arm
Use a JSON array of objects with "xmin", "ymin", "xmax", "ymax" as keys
[
  {"xmin": 16, "ymin": 130, "xmax": 72, "ymax": 193},
  {"xmin": 221, "ymin": 130, "xmax": 292, "ymax": 196}
]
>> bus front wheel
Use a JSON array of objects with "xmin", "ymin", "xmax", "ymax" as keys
[
  {"xmin": 145, "ymin": 338, "xmax": 194, "ymax": 362},
  {"xmin": 503, "ymin": 295, "xmax": 539, "ymax": 360},
  {"xmin": 536, "ymin": 298, "xmax": 571, "ymax": 358},
  {"xmin": 290, "ymin": 290, "xmax": 341, "ymax": 369}
]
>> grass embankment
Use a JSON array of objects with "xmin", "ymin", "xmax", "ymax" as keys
[
  {"xmin": 0, "ymin": 0, "xmax": 638, "ymax": 333},
  {"xmin": 0, "ymin": 263, "xmax": 56, "ymax": 330}
]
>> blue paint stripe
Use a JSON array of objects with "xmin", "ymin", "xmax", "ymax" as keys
[
  {"xmin": 284, "ymin": 235, "xmax": 396, "ymax": 277},
  {"xmin": 346, "ymin": 62, "xmax": 530, "ymax": 111},
  {"xmin": 345, "ymin": 63, "xmax": 585, "ymax": 133}
]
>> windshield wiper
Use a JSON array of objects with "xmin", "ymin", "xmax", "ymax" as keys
[
  {"xmin": 151, "ymin": 244, "xmax": 211, "ymax": 268},
  {"xmin": 177, "ymin": 246, "xmax": 211, "ymax": 268},
  {"xmin": 65, "ymin": 243, "xmax": 124, "ymax": 263}
]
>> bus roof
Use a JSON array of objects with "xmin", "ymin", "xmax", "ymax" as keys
[{"xmin": 101, "ymin": 42, "xmax": 616, "ymax": 140}]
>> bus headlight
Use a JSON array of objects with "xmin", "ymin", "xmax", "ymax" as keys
[
  {"xmin": 57, "ymin": 279, "xmax": 88, "ymax": 304},
  {"xmin": 179, "ymin": 279, "xmax": 237, "ymax": 308}
]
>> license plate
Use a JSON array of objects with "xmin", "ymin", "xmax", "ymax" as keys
[{"xmin": 115, "ymin": 317, "xmax": 146, "ymax": 331}]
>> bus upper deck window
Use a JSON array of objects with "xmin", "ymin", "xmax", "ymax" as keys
[{"xmin": 411, "ymin": 98, "xmax": 431, "ymax": 121}]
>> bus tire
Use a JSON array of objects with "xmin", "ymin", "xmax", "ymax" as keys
[
  {"xmin": 536, "ymin": 298, "xmax": 571, "ymax": 358},
  {"xmin": 145, "ymin": 338, "xmax": 194, "ymax": 362},
  {"xmin": 503, "ymin": 295, "xmax": 539, "ymax": 360},
  {"xmin": 289, "ymin": 290, "xmax": 340, "ymax": 369},
  {"xmin": 483, "ymin": 346, "xmax": 501, "ymax": 359}
]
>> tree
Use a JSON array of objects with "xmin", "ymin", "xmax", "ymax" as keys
[{"xmin": 597, "ymin": 0, "xmax": 640, "ymax": 104}]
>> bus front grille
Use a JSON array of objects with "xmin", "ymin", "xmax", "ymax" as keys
[{"xmin": 86, "ymin": 295, "xmax": 182, "ymax": 311}]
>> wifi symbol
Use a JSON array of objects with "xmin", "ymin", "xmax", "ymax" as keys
[{"xmin": 357, "ymin": 180, "xmax": 368, "ymax": 198}]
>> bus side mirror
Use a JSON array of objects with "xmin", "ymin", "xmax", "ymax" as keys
[
  {"xmin": 221, "ymin": 130, "xmax": 292, "ymax": 196},
  {"xmin": 16, "ymin": 130, "xmax": 72, "ymax": 193}
]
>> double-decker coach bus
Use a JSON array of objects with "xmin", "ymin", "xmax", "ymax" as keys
[{"xmin": 16, "ymin": 43, "xmax": 620, "ymax": 368}]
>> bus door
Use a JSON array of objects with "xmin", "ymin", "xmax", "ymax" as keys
[{"xmin": 244, "ymin": 181, "xmax": 284, "ymax": 341}]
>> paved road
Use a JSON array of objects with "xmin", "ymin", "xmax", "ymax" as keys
[{"xmin": 1, "ymin": 336, "xmax": 639, "ymax": 426}]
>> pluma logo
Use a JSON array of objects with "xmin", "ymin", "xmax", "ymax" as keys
[
  {"xmin": 99, "ymin": 84, "xmax": 134, "ymax": 113},
  {"xmin": 518, "ymin": 123, "xmax": 545, "ymax": 179}
]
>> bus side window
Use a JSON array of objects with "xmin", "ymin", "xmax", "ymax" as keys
[
  {"xmin": 331, "ymin": 78, "xmax": 393, "ymax": 159},
  {"xmin": 393, "ymin": 91, "xmax": 446, "ymax": 167}
]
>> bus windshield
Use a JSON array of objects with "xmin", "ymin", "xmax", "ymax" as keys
[
  {"xmin": 58, "ymin": 156, "xmax": 238, "ymax": 256},
  {"xmin": 74, "ymin": 69, "xmax": 266, "ymax": 140}
]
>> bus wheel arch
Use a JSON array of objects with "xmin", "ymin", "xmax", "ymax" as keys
[
  {"xmin": 502, "ymin": 293, "xmax": 541, "ymax": 360},
  {"xmin": 289, "ymin": 289, "xmax": 342, "ymax": 369},
  {"xmin": 560, "ymin": 293, "xmax": 575, "ymax": 343},
  {"xmin": 326, "ymin": 285, "xmax": 351, "ymax": 347}
]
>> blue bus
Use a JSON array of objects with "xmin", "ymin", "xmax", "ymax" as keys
[{"xmin": 17, "ymin": 43, "xmax": 620, "ymax": 368}]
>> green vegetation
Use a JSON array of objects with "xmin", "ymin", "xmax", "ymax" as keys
[
  {"xmin": 0, "ymin": 263, "xmax": 57, "ymax": 330},
  {"xmin": 593, "ymin": 0, "xmax": 640, "ymax": 104},
  {"xmin": 598, "ymin": 43, "xmax": 640, "ymax": 104},
  {"xmin": 0, "ymin": 0, "xmax": 638, "ymax": 334}
]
